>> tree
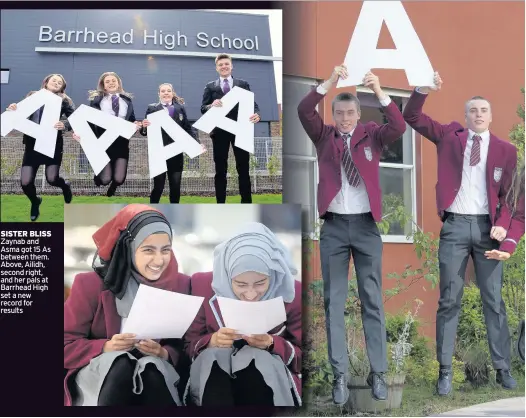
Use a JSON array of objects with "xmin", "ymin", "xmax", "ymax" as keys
[{"xmin": 509, "ymin": 87, "xmax": 524, "ymax": 161}]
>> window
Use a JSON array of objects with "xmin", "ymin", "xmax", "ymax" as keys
[
  {"xmin": 1, "ymin": 68, "xmax": 9, "ymax": 84},
  {"xmin": 282, "ymin": 76, "xmax": 320, "ymax": 238},
  {"xmin": 356, "ymin": 87, "xmax": 416, "ymax": 242}
]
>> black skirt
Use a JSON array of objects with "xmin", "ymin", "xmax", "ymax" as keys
[
  {"xmin": 22, "ymin": 135, "xmax": 64, "ymax": 167},
  {"xmin": 106, "ymin": 136, "xmax": 130, "ymax": 161}
]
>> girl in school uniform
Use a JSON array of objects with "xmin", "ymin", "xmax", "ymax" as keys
[
  {"xmin": 64, "ymin": 204, "xmax": 190, "ymax": 406},
  {"xmin": 184, "ymin": 222, "xmax": 302, "ymax": 407},
  {"xmin": 6, "ymin": 74, "xmax": 75, "ymax": 221},
  {"xmin": 140, "ymin": 83, "xmax": 202, "ymax": 203},
  {"xmin": 72, "ymin": 72, "xmax": 141, "ymax": 197},
  {"xmin": 485, "ymin": 160, "xmax": 525, "ymax": 260},
  {"xmin": 485, "ymin": 161, "xmax": 525, "ymax": 364}
]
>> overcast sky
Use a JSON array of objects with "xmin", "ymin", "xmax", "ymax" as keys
[{"xmin": 208, "ymin": 9, "xmax": 282, "ymax": 104}]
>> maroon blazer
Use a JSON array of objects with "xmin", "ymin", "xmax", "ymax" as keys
[
  {"xmin": 63, "ymin": 271, "xmax": 190, "ymax": 406},
  {"xmin": 297, "ymin": 88, "xmax": 407, "ymax": 221},
  {"xmin": 184, "ymin": 272, "xmax": 302, "ymax": 398},
  {"xmin": 500, "ymin": 194, "xmax": 525, "ymax": 254},
  {"xmin": 403, "ymin": 90, "xmax": 517, "ymax": 226}
]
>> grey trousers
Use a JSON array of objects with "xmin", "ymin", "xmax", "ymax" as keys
[
  {"xmin": 437, "ymin": 213, "xmax": 510, "ymax": 370},
  {"xmin": 319, "ymin": 212, "xmax": 387, "ymax": 376}
]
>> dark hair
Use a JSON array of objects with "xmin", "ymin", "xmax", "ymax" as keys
[
  {"xmin": 506, "ymin": 159, "xmax": 525, "ymax": 215},
  {"xmin": 332, "ymin": 92, "xmax": 361, "ymax": 114},
  {"xmin": 215, "ymin": 53, "xmax": 232, "ymax": 64}
]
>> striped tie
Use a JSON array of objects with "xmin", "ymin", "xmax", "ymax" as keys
[
  {"xmin": 341, "ymin": 134, "xmax": 361, "ymax": 187},
  {"xmin": 111, "ymin": 94, "xmax": 119, "ymax": 116},
  {"xmin": 470, "ymin": 135, "xmax": 481, "ymax": 166}
]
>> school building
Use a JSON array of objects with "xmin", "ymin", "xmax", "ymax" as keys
[
  {"xmin": 0, "ymin": 9, "xmax": 281, "ymax": 195},
  {"xmin": 282, "ymin": 1, "xmax": 524, "ymax": 337}
]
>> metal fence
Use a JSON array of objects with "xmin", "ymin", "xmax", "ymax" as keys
[{"xmin": 1, "ymin": 134, "xmax": 282, "ymax": 196}]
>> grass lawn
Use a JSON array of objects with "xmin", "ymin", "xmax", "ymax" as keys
[
  {"xmin": 285, "ymin": 377, "xmax": 525, "ymax": 417},
  {"xmin": 0, "ymin": 193, "xmax": 283, "ymax": 222}
]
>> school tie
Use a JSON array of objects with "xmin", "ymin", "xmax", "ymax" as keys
[
  {"xmin": 341, "ymin": 134, "xmax": 361, "ymax": 187},
  {"xmin": 470, "ymin": 135, "xmax": 481, "ymax": 166},
  {"xmin": 111, "ymin": 94, "xmax": 119, "ymax": 116},
  {"xmin": 222, "ymin": 78, "xmax": 230, "ymax": 94},
  {"xmin": 164, "ymin": 103, "xmax": 175, "ymax": 118}
]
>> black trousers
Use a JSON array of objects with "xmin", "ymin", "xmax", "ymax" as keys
[
  {"xmin": 97, "ymin": 355, "xmax": 176, "ymax": 406},
  {"xmin": 211, "ymin": 132, "xmax": 252, "ymax": 203},
  {"xmin": 201, "ymin": 360, "xmax": 274, "ymax": 406}
]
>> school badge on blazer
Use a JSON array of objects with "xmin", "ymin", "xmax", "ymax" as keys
[
  {"xmin": 494, "ymin": 167, "xmax": 503, "ymax": 182},
  {"xmin": 364, "ymin": 146, "xmax": 373, "ymax": 161},
  {"xmin": 179, "ymin": 114, "xmax": 183, "ymax": 121}
]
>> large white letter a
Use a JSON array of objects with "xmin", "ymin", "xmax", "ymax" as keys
[{"xmin": 337, "ymin": 0, "xmax": 434, "ymax": 88}]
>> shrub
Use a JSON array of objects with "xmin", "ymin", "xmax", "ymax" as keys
[
  {"xmin": 458, "ymin": 342, "xmax": 493, "ymax": 388},
  {"xmin": 458, "ymin": 283, "xmax": 522, "ymax": 357}
]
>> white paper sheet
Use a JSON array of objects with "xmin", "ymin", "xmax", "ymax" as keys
[
  {"xmin": 1, "ymin": 88, "xmax": 62, "ymax": 158},
  {"xmin": 121, "ymin": 284, "xmax": 205, "ymax": 340},
  {"xmin": 192, "ymin": 86, "xmax": 255, "ymax": 154},
  {"xmin": 337, "ymin": 0, "xmax": 434, "ymax": 88},
  {"xmin": 67, "ymin": 104, "xmax": 138, "ymax": 175},
  {"xmin": 217, "ymin": 296, "xmax": 287, "ymax": 335},
  {"xmin": 146, "ymin": 109, "xmax": 204, "ymax": 178}
]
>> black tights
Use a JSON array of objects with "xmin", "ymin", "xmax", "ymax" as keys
[
  {"xmin": 201, "ymin": 360, "xmax": 274, "ymax": 406},
  {"xmin": 95, "ymin": 158, "xmax": 128, "ymax": 190},
  {"xmin": 98, "ymin": 356, "xmax": 176, "ymax": 406},
  {"xmin": 150, "ymin": 171, "xmax": 183, "ymax": 204},
  {"xmin": 20, "ymin": 164, "xmax": 67, "ymax": 203}
]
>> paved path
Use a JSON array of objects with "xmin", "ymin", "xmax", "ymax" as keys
[{"xmin": 433, "ymin": 397, "xmax": 525, "ymax": 417}]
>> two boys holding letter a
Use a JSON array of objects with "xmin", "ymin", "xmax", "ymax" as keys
[{"xmin": 298, "ymin": 62, "xmax": 520, "ymax": 405}]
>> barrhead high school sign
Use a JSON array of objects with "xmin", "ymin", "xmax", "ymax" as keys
[{"xmin": 38, "ymin": 26, "xmax": 260, "ymax": 51}]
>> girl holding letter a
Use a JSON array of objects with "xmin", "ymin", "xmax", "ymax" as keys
[
  {"xmin": 5, "ymin": 74, "xmax": 75, "ymax": 221},
  {"xmin": 184, "ymin": 222, "xmax": 302, "ymax": 407},
  {"xmin": 64, "ymin": 204, "xmax": 190, "ymax": 406},
  {"xmin": 485, "ymin": 159, "xmax": 525, "ymax": 261},
  {"xmin": 72, "ymin": 72, "xmax": 142, "ymax": 197},
  {"xmin": 140, "ymin": 83, "xmax": 203, "ymax": 204}
]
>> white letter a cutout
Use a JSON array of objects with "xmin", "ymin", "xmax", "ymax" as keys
[{"xmin": 337, "ymin": 0, "xmax": 434, "ymax": 88}]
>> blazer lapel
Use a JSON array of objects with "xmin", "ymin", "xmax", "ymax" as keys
[
  {"xmin": 456, "ymin": 130, "xmax": 469, "ymax": 155},
  {"xmin": 232, "ymin": 78, "xmax": 240, "ymax": 88},
  {"xmin": 486, "ymin": 133, "xmax": 499, "ymax": 186},
  {"xmin": 101, "ymin": 291, "xmax": 121, "ymax": 337},
  {"xmin": 333, "ymin": 128, "xmax": 343, "ymax": 155},
  {"xmin": 350, "ymin": 123, "xmax": 367, "ymax": 149}
]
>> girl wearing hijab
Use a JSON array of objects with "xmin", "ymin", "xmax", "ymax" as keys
[
  {"xmin": 184, "ymin": 222, "xmax": 302, "ymax": 407},
  {"xmin": 72, "ymin": 72, "xmax": 141, "ymax": 197},
  {"xmin": 5, "ymin": 74, "xmax": 75, "ymax": 221},
  {"xmin": 64, "ymin": 204, "xmax": 190, "ymax": 406},
  {"xmin": 140, "ymin": 83, "xmax": 202, "ymax": 204}
]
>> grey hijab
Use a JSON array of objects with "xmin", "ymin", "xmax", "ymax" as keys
[
  {"xmin": 114, "ymin": 222, "xmax": 172, "ymax": 318},
  {"xmin": 212, "ymin": 222, "xmax": 297, "ymax": 303}
]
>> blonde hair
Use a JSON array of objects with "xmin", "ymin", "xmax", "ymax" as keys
[
  {"xmin": 26, "ymin": 73, "xmax": 73, "ymax": 104},
  {"xmin": 506, "ymin": 159, "xmax": 525, "ymax": 215},
  {"xmin": 88, "ymin": 72, "xmax": 133, "ymax": 101},
  {"xmin": 158, "ymin": 83, "xmax": 185, "ymax": 105}
]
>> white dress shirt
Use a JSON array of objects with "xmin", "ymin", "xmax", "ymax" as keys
[
  {"xmin": 100, "ymin": 93, "xmax": 128, "ymax": 119},
  {"xmin": 316, "ymin": 84, "xmax": 392, "ymax": 214},
  {"xmin": 220, "ymin": 76, "xmax": 233, "ymax": 92},
  {"xmin": 447, "ymin": 129, "xmax": 490, "ymax": 214}
]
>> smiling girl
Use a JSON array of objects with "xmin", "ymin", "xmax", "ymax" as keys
[
  {"xmin": 6, "ymin": 74, "xmax": 75, "ymax": 221},
  {"xmin": 140, "ymin": 83, "xmax": 203, "ymax": 203},
  {"xmin": 73, "ymin": 72, "xmax": 141, "ymax": 197}
]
